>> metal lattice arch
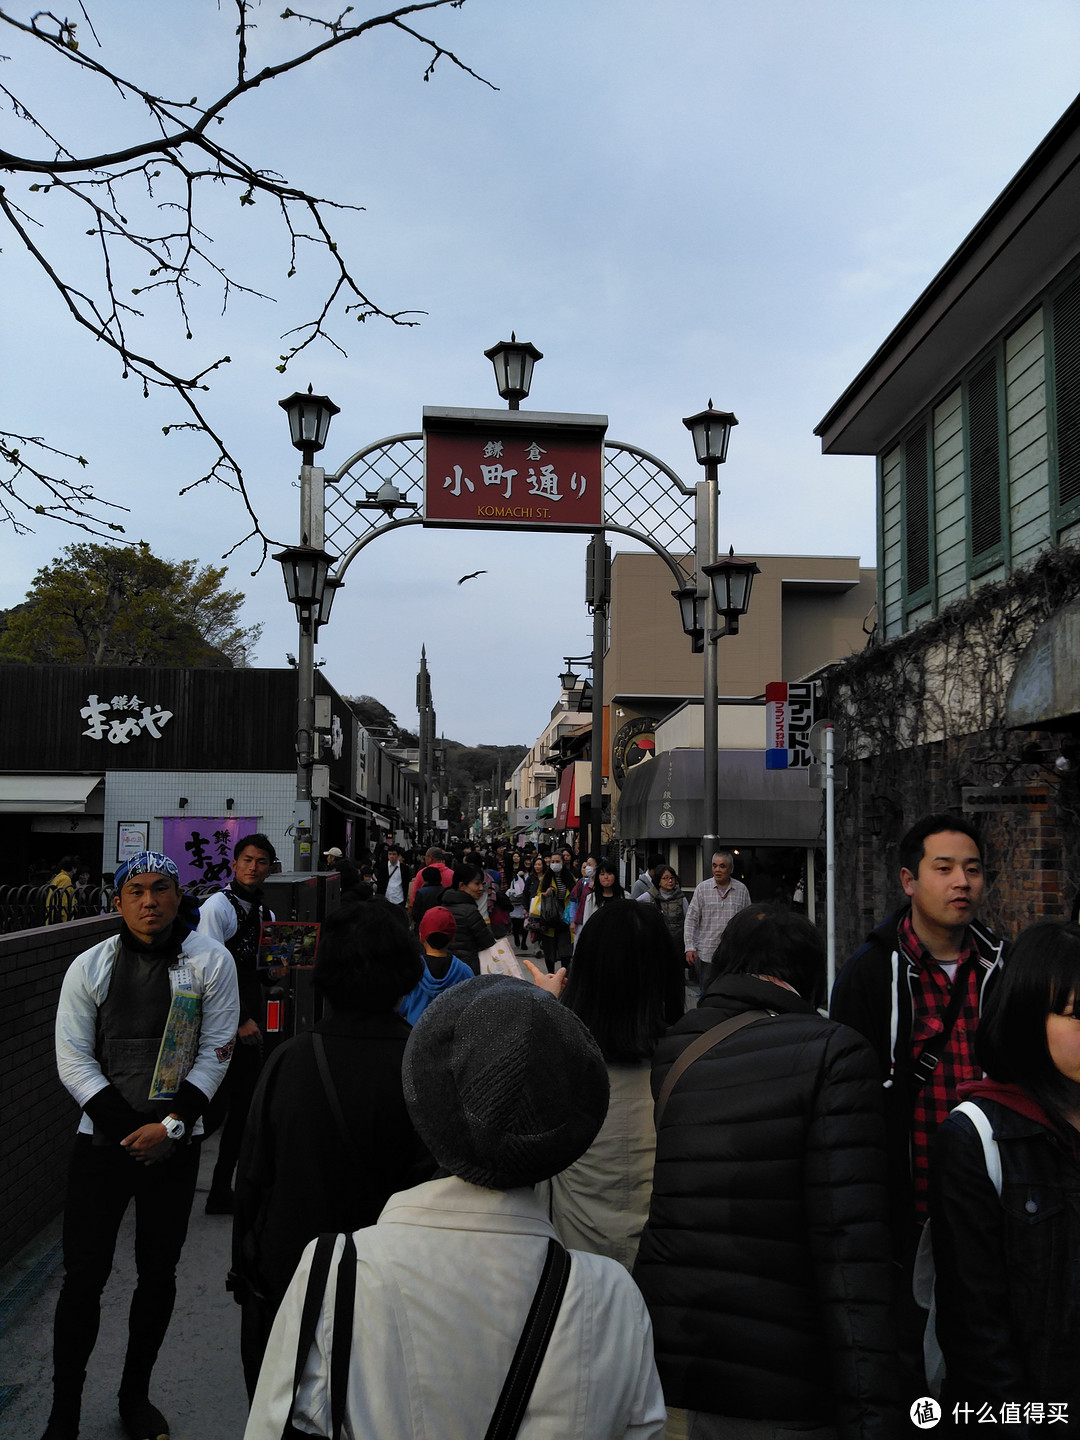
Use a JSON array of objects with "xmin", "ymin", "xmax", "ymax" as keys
[{"xmin": 323, "ymin": 435, "xmax": 698, "ymax": 587}]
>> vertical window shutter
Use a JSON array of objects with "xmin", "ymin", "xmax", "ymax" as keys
[
  {"xmin": 1054, "ymin": 271, "xmax": 1080, "ymax": 510},
  {"xmin": 905, "ymin": 426, "xmax": 930, "ymax": 594},
  {"xmin": 968, "ymin": 358, "xmax": 1002, "ymax": 558}
]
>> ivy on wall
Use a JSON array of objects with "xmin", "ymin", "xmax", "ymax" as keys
[{"xmin": 824, "ymin": 544, "xmax": 1080, "ymax": 760}]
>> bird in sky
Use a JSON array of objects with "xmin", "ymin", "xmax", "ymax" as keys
[{"xmin": 457, "ymin": 570, "xmax": 487, "ymax": 584}]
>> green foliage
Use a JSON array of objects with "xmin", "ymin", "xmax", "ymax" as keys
[{"xmin": 0, "ymin": 541, "xmax": 261, "ymax": 667}]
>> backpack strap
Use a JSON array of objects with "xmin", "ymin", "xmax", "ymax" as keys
[
  {"xmin": 484, "ymin": 1238, "xmax": 571, "ymax": 1440},
  {"xmin": 952, "ymin": 1099, "xmax": 1002, "ymax": 1195},
  {"xmin": 279, "ymin": 1232, "xmax": 357, "ymax": 1440},
  {"xmin": 654, "ymin": 1010, "xmax": 774, "ymax": 1127},
  {"xmin": 280, "ymin": 1232, "xmax": 336, "ymax": 1440}
]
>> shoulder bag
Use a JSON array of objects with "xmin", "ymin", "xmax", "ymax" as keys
[
  {"xmin": 654, "ymin": 1010, "xmax": 774, "ymax": 1127},
  {"xmin": 281, "ymin": 1232, "xmax": 571, "ymax": 1440}
]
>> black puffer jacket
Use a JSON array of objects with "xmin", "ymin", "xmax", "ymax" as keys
[
  {"xmin": 439, "ymin": 888, "xmax": 495, "ymax": 974},
  {"xmin": 633, "ymin": 974, "xmax": 900, "ymax": 1438}
]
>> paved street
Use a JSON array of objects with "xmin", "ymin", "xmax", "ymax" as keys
[{"xmin": 0, "ymin": 1134, "xmax": 251, "ymax": 1440}]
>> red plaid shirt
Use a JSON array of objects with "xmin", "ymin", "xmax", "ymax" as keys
[{"xmin": 899, "ymin": 913, "xmax": 982, "ymax": 1218}]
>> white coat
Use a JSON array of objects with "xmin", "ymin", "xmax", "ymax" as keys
[
  {"xmin": 245, "ymin": 1175, "xmax": 666, "ymax": 1440},
  {"xmin": 55, "ymin": 929, "xmax": 238, "ymax": 1135}
]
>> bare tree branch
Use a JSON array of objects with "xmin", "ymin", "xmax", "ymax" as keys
[{"xmin": 0, "ymin": 1, "xmax": 496, "ymax": 553}]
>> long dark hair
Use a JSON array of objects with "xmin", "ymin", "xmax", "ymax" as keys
[
  {"xmin": 563, "ymin": 899, "xmax": 683, "ymax": 1062},
  {"xmin": 977, "ymin": 921, "xmax": 1080, "ymax": 1130},
  {"xmin": 592, "ymin": 857, "xmax": 623, "ymax": 903}
]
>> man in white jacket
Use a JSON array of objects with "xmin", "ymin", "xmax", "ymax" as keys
[
  {"xmin": 246, "ymin": 976, "xmax": 666, "ymax": 1440},
  {"xmin": 41, "ymin": 851, "xmax": 238, "ymax": 1440}
]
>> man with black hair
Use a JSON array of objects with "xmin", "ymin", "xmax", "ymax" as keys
[
  {"xmin": 831, "ymin": 814, "xmax": 1009, "ymax": 1397},
  {"xmin": 830, "ymin": 812, "xmax": 1007, "ymax": 1250},
  {"xmin": 375, "ymin": 843, "xmax": 412, "ymax": 910},
  {"xmin": 197, "ymin": 832, "xmax": 278, "ymax": 1214},
  {"xmin": 630, "ymin": 852, "xmax": 666, "ymax": 902},
  {"xmin": 42, "ymin": 851, "xmax": 238, "ymax": 1440}
]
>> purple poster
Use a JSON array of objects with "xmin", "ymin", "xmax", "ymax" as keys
[{"xmin": 162, "ymin": 816, "xmax": 258, "ymax": 887}]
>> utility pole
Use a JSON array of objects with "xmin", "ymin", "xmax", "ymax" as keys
[{"xmin": 587, "ymin": 533, "xmax": 610, "ymax": 863}]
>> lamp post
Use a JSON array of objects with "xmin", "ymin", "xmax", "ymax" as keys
[
  {"xmin": 277, "ymin": 387, "xmax": 341, "ymax": 873},
  {"xmin": 274, "ymin": 542, "xmax": 336, "ymax": 871},
  {"xmin": 683, "ymin": 402, "xmax": 740, "ymax": 871},
  {"xmin": 484, "ymin": 334, "xmax": 543, "ymax": 410}
]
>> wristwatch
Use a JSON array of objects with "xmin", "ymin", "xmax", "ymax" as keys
[{"xmin": 161, "ymin": 1115, "xmax": 186, "ymax": 1141}]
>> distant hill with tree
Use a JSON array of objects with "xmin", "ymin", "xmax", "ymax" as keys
[
  {"xmin": 0, "ymin": 541, "xmax": 260, "ymax": 667},
  {"xmin": 344, "ymin": 693, "xmax": 526, "ymax": 818}
]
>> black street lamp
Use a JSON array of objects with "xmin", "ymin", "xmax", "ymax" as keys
[
  {"xmin": 702, "ymin": 549, "xmax": 760, "ymax": 635},
  {"xmin": 273, "ymin": 543, "xmax": 336, "ymax": 628},
  {"xmin": 683, "ymin": 399, "xmax": 744, "ymax": 869},
  {"xmin": 279, "ymin": 386, "xmax": 340, "ymax": 466},
  {"xmin": 484, "ymin": 334, "xmax": 543, "ymax": 409},
  {"xmin": 671, "ymin": 584, "xmax": 706, "ymax": 653},
  {"xmin": 682, "ymin": 402, "xmax": 738, "ymax": 466}
]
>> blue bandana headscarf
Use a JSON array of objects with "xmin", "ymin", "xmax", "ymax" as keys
[{"xmin": 114, "ymin": 850, "xmax": 180, "ymax": 890}]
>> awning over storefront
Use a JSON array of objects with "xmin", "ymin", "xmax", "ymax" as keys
[
  {"xmin": 536, "ymin": 796, "xmax": 556, "ymax": 819},
  {"xmin": 617, "ymin": 749, "xmax": 821, "ymax": 847},
  {"xmin": 328, "ymin": 790, "xmax": 393, "ymax": 828},
  {"xmin": 0, "ymin": 774, "xmax": 102, "ymax": 814}
]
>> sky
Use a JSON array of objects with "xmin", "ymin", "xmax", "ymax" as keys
[{"xmin": 3, "ymin": 1, "xmax": 1079, "ymax": 745}]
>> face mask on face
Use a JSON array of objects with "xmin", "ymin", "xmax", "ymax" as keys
[
  {"xmin": 583, "ymin": 865, "xmax": 596, "ymax": 878},
  {"xmin": 549, "ymin": 861, "xmax": 562, "ymax": 873}
]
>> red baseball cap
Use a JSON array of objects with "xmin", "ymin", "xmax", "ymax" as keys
[{"xmin": 419, "ymin": 905, "xmax": 458, "ymax": 942}]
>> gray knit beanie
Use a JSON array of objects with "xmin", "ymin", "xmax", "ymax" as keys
[{"xmin": 402, "ymin": 975, "xmax": 610, "ymax": 1190}]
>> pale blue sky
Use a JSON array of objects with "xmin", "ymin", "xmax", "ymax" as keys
[{"xmin": 3, "ymin": 1, "xmax": 1079, "ymax": 743}]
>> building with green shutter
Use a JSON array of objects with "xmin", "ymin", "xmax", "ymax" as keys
[{"xmin": 816, "ymin": 91, "xmax": 1080, "ymax": 958}]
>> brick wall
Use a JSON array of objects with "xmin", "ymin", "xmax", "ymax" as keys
[
  {"xmin": 0, "ymin": 914, "xmax": 120, "ymax": 1266},
  {"xmin": 831, "ymin": 727, "xmax": 1080, "ymax": 966}
]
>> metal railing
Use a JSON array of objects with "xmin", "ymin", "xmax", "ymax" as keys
[
  {"xmin": 0, "ymin": 881, "xmax": 223, "ymax": 934},
  {"xmin": 0, "ymin": 883, "xmax": 117, "ymax": 934}
]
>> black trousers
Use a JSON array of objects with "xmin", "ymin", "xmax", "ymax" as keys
[
  {"xmin": 51, "ymin": 1135, "xmax": 201, "ymax": 1406},
  {"xmin": 208, "ymin": 1037, "xmax": 262, "ymax": 1197}
]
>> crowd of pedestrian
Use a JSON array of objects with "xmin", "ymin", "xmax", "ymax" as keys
[{"xmin": 36, "ymin": 814, "xmax": 1080, "ymax": 1439}]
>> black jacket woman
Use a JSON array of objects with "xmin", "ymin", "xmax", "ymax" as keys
[
  {"xmin": 929, "ymin": 920, "xmax": 1080, "ymax": 1422},
  {"xmin": 233, "ymin": 902, "xmax": 433, "ymax": 1396},
  {"xmin": 439, "ymin": 865, "xmax": 496, "ymax": 974}
]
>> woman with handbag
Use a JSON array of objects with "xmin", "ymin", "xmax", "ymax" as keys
[
  {"xmin": 523, "ymin": 855, "xmax": 548, "ymax": 959},
  {"xmin": 535, "ymin": 858, "xmax": 573, "ymax": 974},
  {"xmin": 508, "ymin": 865, "xmax": 529, "ymax": 952}
]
